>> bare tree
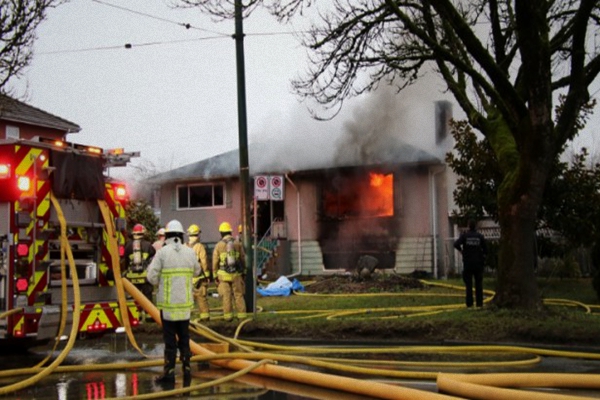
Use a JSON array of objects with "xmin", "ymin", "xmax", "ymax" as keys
[
  {"xmin": 176, "ymin": 0, "xmax": 600, "ymax": 310},
  {"xmin": 0, "ymin": 0, "xmax": 65, "ymax": 92}
]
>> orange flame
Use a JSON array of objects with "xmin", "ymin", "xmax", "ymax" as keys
[{"xmin": 368, "ymin": 173, "xmax": 393, "ymax": 216}]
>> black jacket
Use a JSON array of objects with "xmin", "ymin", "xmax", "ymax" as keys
[{"xmin": 454, "ymin": 229, "xmax": 487, "ymax": 265}]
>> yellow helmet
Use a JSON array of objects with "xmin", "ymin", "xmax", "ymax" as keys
[
  {"xmin": 238, "ymin": 224, "xmax": 243, "ymax": 234},
  {"xmin": 187, "ymin": 224, "xmax": 201, "ymax": 236},
  {"xmin": 219, "ymin": 222, "xmax": 232, "ymax": 233}
]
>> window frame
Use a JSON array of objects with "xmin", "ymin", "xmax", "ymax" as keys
[
  {"xmin": 176, "ymin": 182, "xmax": 226, "ymax": 210},
  {"xmin": 6, "ymin": 125, "xmax": 19, "ymax": 139}
]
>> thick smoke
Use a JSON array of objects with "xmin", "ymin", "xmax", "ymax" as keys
[{"xmin": 249, "ymin": 80, "xmax": 452, "ymax": 174}]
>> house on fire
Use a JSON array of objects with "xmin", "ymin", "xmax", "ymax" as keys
[{"xmin": 149, "ymin": 100, "xmax": 459, "ymax": 278}]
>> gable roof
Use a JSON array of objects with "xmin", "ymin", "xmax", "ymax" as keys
[
  {"xmin": 148, "ymin": 139, "xmax": 442, "ymax": 184},
  {"xmin": 0, "ymin": 94, "xmax": 81, "ymax": 133}
]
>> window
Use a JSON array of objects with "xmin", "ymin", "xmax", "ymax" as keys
[
  {"xmin": 6, "ymin": 126, "xmax": 19, "ymax": 139},
  {"xmin": 177, "ymin": 183, "xmax": 224, "ymax": 209},
  {"xmin": 322, "ymin": 171, "xmax": 394, "ymax": 218}
]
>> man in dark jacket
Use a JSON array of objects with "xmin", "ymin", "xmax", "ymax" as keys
[{"xmin": 454, "ymin": 219, "xmax": 487, "ymax": 308}]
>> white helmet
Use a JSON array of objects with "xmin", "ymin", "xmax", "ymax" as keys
[
  {"xmin": 165, "ymin": 220, "xmax": 184, "ymax": 234},
  {"xmin": 156, "ymin": 228, "xmax": 166, "ymax": 236}
]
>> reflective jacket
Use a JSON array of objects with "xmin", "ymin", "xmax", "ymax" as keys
[{"xmin": 147, "ymin": 237, "xmax": 201, "ymax": 321}]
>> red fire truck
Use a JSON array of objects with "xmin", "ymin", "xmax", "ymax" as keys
[{"xmin": 0, "ymin": 137, "xmax": 141, "ymax": 348}]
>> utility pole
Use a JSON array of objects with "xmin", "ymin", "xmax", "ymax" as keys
[{"xmin": 233, "ymin": 0, "xmax": 255, "ymax": 314}]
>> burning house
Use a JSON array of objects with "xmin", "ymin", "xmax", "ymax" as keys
[{"xmin": 149, "ymin": 97, "xmax": 458, "ymax": 278}]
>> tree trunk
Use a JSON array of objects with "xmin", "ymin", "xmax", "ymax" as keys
[
  {"xmin": 494, "ymin": 208, "xmax": 542, "ymax": 309},
  {"xmin": 494, "ymin": 151, "xmax": 549, "ymax": 310}
]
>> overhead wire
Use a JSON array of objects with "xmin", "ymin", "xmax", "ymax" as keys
[
  {"xmin": 90, "ymin": 0, "xmax": 229, "ymax": 36},
  {"xmin": 35, "ymin": 0, "xmax": 302, "ymax": 55}
]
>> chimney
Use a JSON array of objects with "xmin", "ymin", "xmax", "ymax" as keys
[{"xmin": 435, "ymin": 101, "xmax": 452, "ymax": 144}]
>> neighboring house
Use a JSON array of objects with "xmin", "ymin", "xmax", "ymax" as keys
[
  {"xmin": 149, "ymin": 101, "xmax": 459, "ymax": 278},
  {"xmin": 0, "ymin": 94, "xmax": 81, "ymax": 141}
]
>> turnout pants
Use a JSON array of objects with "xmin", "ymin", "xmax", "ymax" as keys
[
  {"xmin": 194, "ymin": 280, "xmax": 210, "ymax": 320},
  {"xmin": 217, "ymin": 274, "xmax": 247, "ymax": 320}
]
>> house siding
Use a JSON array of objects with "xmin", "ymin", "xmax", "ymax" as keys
[{"xmin": 157, "ymin": 163, "xmax": 455, "ymax": 277}]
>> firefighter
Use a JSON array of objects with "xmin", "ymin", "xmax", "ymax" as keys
[
  {"xmin": 236, "ymin": 224, "xmax": 243, "ymax": 242},
  {"xmin": 213, "ymin": 221, "xmax": 247, "ymax": 321},
  {"xmin": 186, "ymin": 224, "xmax": 211, "ymax": 321},
  {"xmin": 153, "ymin": 228, "xmax": 166, "ymax": 251},
  {"xmin": 122, "ymin": 223, "xmax": 156, "ymax": 301},
  {"xmin": 147, "ymin": 219, "xmax": 200, "ymax": 387}
]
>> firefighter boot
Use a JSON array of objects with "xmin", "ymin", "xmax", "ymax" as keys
[
  {"xmin": 182, "ymin": 352, "xmax": 192, "ymax": 387},
  {"xmin": 154, "ymin": 349, "xmax": 176, "ymax": 388}
]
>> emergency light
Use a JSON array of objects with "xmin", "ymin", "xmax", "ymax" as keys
[
  {"xmin": 114, "ymin": 185, "xmax": 127, "ymax": 201},
  {"xmin": 0, "ymin": 164, "xmax": 10, "ymax": 179},
  {"xmin": 15, "ymin": 277, "xmax": 29, "ymax": 292},
  {"xmin": 16, "ymin": 243, "xmax": 29, "ymax": 257},
  {"xmin": 86, "ymin": 146, "xmax": 102, "ymax": 155},
  {"xmin": 17, "ymin": 176, "xmax": 31, "ymax": 192}
]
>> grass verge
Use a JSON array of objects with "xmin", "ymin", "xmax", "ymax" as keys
[{"xmin": 139, "ymin": 275, "xmax": 600, "ymax": 348}]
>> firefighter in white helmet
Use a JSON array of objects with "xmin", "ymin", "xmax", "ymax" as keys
[
  {"xmin": 122, "ymin": 223, "xmax": 156, "ymax": 301},
  {"xmin": 153, "ymin": 228, "xmax": 166, "ymax": 251},
  {"xmin": 212, "ymin": 221, "xmax": 247, "ymax": 321},
  {"xmin": 147, "ymin": 219, "xmax": 200, "ymax": 387},
  {"xmin": 186, "ymin": 224, "xmax": 211, "ymax": 321}
]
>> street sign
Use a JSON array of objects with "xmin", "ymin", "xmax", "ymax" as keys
[
  {"xmin": 269, "ymin": 175, "xmax": 284, "ymax": 201},
  {"xmin": 254, "ymin": 175, "xmax": 285, "ymax": 201},
  {"xmin": 254, "ymin": 175, "xmax": 269, "ymax": 200}
]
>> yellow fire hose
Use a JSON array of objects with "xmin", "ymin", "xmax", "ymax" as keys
[
  {"xmin": 436, "ymin": 372, "xmax": 596, "ymax": 400},
  {"xmin": 97, "ymin": 199, "xmax": 147, "ymax": 357},
  {"xmin": 123, "ymin": 279, "xmax": 459, "ymax": 400}
]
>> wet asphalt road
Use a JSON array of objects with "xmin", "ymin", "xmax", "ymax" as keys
[{"xmin": 3, "ymin": 333, "xmax": 600, "ymax": 399}]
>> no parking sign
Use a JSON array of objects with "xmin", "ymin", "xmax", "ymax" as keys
[
  {"xmin": 254, "ymin": 175, "xmax": 269, "ymax": 200},
  {"xmin": 253, "ymin": 175, "xmax": 285, "ymax": 201},
  {"xmin": 269, "ymin": 175, "xmax": 284, "ymax": 201}
]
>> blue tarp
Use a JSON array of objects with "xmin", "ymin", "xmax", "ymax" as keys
[{"xmin": 257, "ymin": 276, "xmax": 305, "ymax": 297}]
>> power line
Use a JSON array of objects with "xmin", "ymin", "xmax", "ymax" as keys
[
  {"xmin": 35, "ymin": 32, "xmax": 300, "ymax": 55},
  {"xmin": 35, "ymin": 0, "xmax": 303, "ymax": 55},
  {"xmin": 36, "ymin": 35, "xmax": 226, "ymax": 54},
  {"xmin": 91, "ymin": 0, "xmax": 229, "ymax": 36}
]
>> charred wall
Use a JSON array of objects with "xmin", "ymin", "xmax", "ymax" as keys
[{"xmin": 316, "ymin": 167, "xmax": 402, "ymax": 270}]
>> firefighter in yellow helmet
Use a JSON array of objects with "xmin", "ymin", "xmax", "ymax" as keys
[
  {"xmin": 212, "ymin": 221, "xmax": 247, "ymax": 321},
  {"xmin": 186, "ymin": 224, "xmax": 210, "ymax": 321}
]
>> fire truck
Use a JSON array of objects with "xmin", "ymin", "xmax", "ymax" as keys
[{"xmin": 0, "ymin": 137, "xmax": 141, "ymax": 348}]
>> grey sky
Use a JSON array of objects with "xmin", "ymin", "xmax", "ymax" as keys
[
  {"xmin": 11, "ymin": 0, "xmax": 339, "ymax": 177},
  {"xmin": 9, "ymin": 0, "xmax": 600, "ymax": 183}
]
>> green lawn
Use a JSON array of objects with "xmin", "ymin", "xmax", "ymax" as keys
[{"xmin": 193, "ymin": 276, "xmax": 600, "ymax": 346}]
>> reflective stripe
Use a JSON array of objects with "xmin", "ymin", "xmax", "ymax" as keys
[
  {"xmin": 217, "ymin": 269, "xmax": 239, "ymax": 282},
  {"xmin": 156, "ymin": 268, "xmax": 195, "ymax": 310}
]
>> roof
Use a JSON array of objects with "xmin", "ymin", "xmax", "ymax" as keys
[
  {"xmin": 148, "ymin": 139, "xmax": 442, "ymax": 184},
  {"xmin": 0, "ymin": 94, "xmax": 81, "ymax": 133}
]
